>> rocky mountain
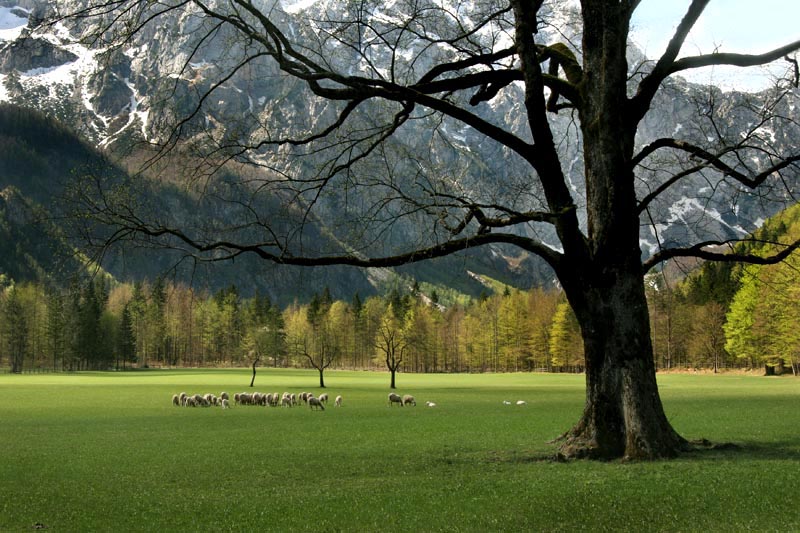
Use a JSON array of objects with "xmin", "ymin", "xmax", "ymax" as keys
[
  {"xmin": 0, "ymin": 102, "xmax": 522, "ymax": 302},
  {"xmin": 0, "ymin": 0, "xmax": 798, "ymax": 299}
]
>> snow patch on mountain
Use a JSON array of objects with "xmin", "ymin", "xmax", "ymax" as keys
[{"xmin": 0, "ymin": 6, "xmax": 27, "ymax": 42}]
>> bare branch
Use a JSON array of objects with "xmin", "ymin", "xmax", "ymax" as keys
[
  {"xmin": 643, "ymin": 238, "xmax": 800, "ymax": 273},
  {"xmin": 629, "ymin": 0, "xmax": 710, "ymax": 121},
  {"xmin": 634, "ymin": 138, "xmax": 800, "ymax": 213},
  {"xmin": 109, "ymin": 218, "xmax": 564, "ymax": 273},
  {"xmin": 669, "ymin": 40, "xmax": 800, "ymax": 76}
]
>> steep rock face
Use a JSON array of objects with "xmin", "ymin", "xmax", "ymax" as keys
[
  {"xmin": 0, "ymin": 0, "xmax": 797, "ymax": 293},
  {"xmin": 0, "ymin": 36, "xmax": 77, "ymax": 73}
]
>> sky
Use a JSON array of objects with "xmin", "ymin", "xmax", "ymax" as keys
[{"xmin": 630, "ymin": 0, "xmax": 800, "ymax": 91}]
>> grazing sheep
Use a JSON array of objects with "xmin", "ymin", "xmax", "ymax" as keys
[
  {"xmin": 234, "ymin": 393, "xmax": 241, "ymax": 405},
  {"xmin": 172, "ymin": 394, "xmax": 180, "ymax": 406},
  {"xmin": 425, "ymin": 401, "xmax": 436, "ymax": 407},
  {"xmin": 503, "ymin": 400, "xmax": 511, "ymax": 405},
  {"xmin": 179, "ymin": 392, "xmax": 187, "ymax": 404},
  {"xmin": 253, "ymin": 392, "xmax": 262, "ymax": 405},
  {"xmin": 220, "ymin": 392, "xmax": 229, "ymax": 401},
  {"xmin": 334, "ymin": 395, "xmax": 342, "ymax": 407},
  {"xmin": 300, "ymin": 392, "xmax": 309, "ymax": 404},
  {"xmin": 291, "ymin": 393, "xmax": 297, "ymax": 406},
  {"xmin": 516, "ymin": 400, "xmax": 527, "ymax": 406},
  {"xmin": 221, "ymin": 398, "xmax": 230, "ymax": 409},
  {"xmin": 309, "ymin": 397, "xmax": 325, "ymax": 410},
  {"xmin": 402, "ymin": 395, "xmax": 416, "ymax": 406},
  {"xmin": 186, "ymin": 397, "xmax": 197, "ymax": 407},
  {"xmin": 388, "ymin": 393, "xmax": 403, "ymax": 407},
  {"xmin": 281, "ymin": 395, "xmax": 292, "ymax": 407},
  {"xmin": 318, "ymin": 393, "xmax": 329, "ymax": 404}
]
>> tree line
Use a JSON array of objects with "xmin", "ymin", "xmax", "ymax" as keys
[
  {"xmin": 0, "ymin": 276, "xmax": 577, "ymax": 376},
  {"xmin": 2, "ymin": 244, "xmax": 799, "ymax": 377}
]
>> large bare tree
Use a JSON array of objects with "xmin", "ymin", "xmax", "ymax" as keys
[{"xmin": 50, "ymin": 0, "xmax": 800, "ymax": 459}]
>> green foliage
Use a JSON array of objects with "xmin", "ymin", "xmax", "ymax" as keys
[
  {"xmin": 548, "ymin": 300, "xmax": 584, "ymax": 371},
  {"xmin": 684, "ymin": 260, "xmax": 740, "ymax": 307},
  {"xmin": 724, "ymin": 266, "xmax": 761, "ymax": 365},
  {"xmin": 0, "ymin": 371, "xmax": 798, "ymax": 531}
]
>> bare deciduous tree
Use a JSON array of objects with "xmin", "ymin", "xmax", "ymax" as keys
[
  {"xmin": 48, "ymin": 0, "xmax": 800, "ymax": 459},
  {"xmin": 375, "ymin": 304, "xmax": 406, "ymax": 389}
]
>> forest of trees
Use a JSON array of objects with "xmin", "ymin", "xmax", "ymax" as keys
[{"xmin": 4, "ymin": 202, "xmax": 800, "ymax": 376}]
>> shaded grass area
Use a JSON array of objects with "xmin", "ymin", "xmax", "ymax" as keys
[{"xmin": 0, "ymin": 370, "xmax": 797, "ymax": 531}]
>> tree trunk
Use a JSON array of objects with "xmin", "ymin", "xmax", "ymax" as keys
[
  {"xmin": 250, "ymin": 356, "xmax": 260, "ymax": 387},
  {"xmin": 557, "ymin": 268, "xmax": 688, "ymax": 460},
  {"xmin": 390, "ymin": 368, "xmax": 396, "ymax": 389},
  {"xmin": 318, "ymin": 369, "xmax": 325, "ymax": 388},
  {"xmin": 546, "ymin": 3, "xmax": 688, "ymax": 460}
]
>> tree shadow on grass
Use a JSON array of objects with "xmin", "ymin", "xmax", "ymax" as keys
[
  {"xmin": 448, "ymin": 439, "xmax": 800, "ymax": 466},
  {"xmin": 683, "ymin": 438, "xmax": 800, "ymax": 462}
]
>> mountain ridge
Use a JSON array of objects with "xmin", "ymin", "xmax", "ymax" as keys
[{"xmin": 0, "ymin": 1, "xmax": 798, "ymax": 300}]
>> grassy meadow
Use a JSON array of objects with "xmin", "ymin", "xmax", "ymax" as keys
[{"xmin": 0, "ymin": 369, "xmax": 798, "ymax": 532}]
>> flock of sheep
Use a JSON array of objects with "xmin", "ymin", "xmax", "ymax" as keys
[
  {"xmin": 171, "ymin": 390, "xmax": 342, "ymax": 410},
  {"xmin": 172, "ymin": 390, "xmax": 529, "ymax": 410}
]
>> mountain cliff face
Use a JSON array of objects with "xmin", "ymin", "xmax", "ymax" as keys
[{"xmin": 0, "ymin": 0, "xmax": 798, "ymax": 297}]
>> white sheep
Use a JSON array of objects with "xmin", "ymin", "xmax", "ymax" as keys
[
  {"xmin": 388, "ymin": 393, "xmax": 403, "ymax": 407},
  {"xmin": 179, "ymin": 392, "xmax": 187, "ymax": 405},
  {"xmin": 221, "ymin": 398, "xmax": 230, "ymax": 409},
  {"xmin": 281, "ymin": 395, "xmax": 292, "ymax": 407},
  {"xmin": 220, "ymin": 392, "xmax": 229, "ymax": 401},
  {"xmin": 309, "ymin": 397, "xmax": 325, "ymax": 410},
  {"xmin": 425, "ymin": 401, "xmax": 436, "ymax": 407},
  {"xmin": 172, "ymin": 394, "xmax": 180, "ymax": 406},
  {"xmin": 318, "ymin": 393, "xmax": 329, "ymax": 404},
  {"xmin": 402, "ymin": 395, "xmax": 416, "ymax": 406},
  {"xmin": 503, "ymin": 400, "xmax": 511, "ymax": 405},
  {"xmin": 516, "ymin": 400, "xmax": 527, "ymax": 406},
  {"xmin": 334, "ymin": 395, "xmax": 342, "ymax": 407}
]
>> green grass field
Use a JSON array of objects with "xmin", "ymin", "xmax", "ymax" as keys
[{"xmin": 0, "ymin": 369, "xmax": 797, "ymax": 532}]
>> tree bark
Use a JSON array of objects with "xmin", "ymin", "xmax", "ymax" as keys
[
  {"xmin": 390, "ymin": 369, "xmax": 396, "ymax": 389},
  {"xmin": 318, "ymin": 368, "xmax": 325, "ymax": 388},
  {"xmin": 557, "ymin": 270, "xmax": 689, "ymax": 459}
]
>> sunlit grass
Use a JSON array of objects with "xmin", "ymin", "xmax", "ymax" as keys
[{"xmin": 0, "ymin": 369, "xmax": 797, "ymax": 531}]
